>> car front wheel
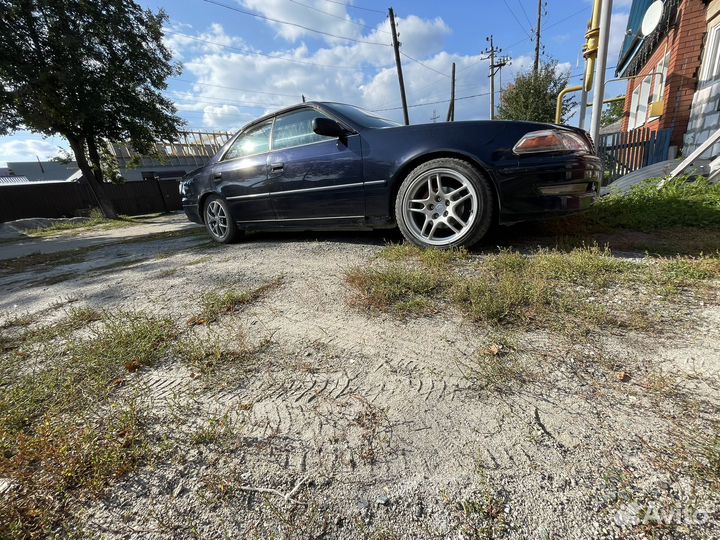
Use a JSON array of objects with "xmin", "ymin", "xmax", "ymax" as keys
[
  {"xmin": 395, "ymin": 158, "xmax": 494, "ymax": 249},
  {"xmin": 203, "ymin": 195, "xmax": 240, "ymax": 244}
]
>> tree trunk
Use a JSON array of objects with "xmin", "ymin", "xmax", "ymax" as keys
[
  {"xmin": 86, "ymin": 135, "xmax": 105, "ymax": 184},
  {"xmin": 66, "ymin": 134, "xmax": 117, "ymax": 219}
]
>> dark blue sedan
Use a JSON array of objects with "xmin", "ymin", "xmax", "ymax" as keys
[{"xmin": 180, "ymin": 102, "xmax": 601, "ymax": 248}]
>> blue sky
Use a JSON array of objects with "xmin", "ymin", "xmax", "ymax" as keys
[{"xmin": 0, "ymin": 0, "xmax": 633, "ymax": 166}]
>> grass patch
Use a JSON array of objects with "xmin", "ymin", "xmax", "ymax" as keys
[
  {"xmin": 0, "ymin": 313, "xmax": 34, "ymax": 331},
  {"xmin": 345, "ymin": 265, "xmax": 442, "ymax": 317},
  {"xmin": 0, "ymin": 405, "xmax": 146, "ymax": 540},
  {"xmin": 515, "ymin": 177, "xmax": 720, "ymax": 256},
  {"xmin": 380, "ymin": 244, "xmax": 469, "ymax": 269},
  {"xmin": 1, "ymin": 311, "xmax": 175, "ymax": 435},
  {"xmin": 460, "ymin": 336, "xmax": 530, "ymax": 394},
  {"xmin": 0, "ymin": 309, "xmax": 176, "ymax": 539},
  {"xmin": 189, "ymin": 411, "xmax": 246, "ymax": 449},
  {"xmin": 177, "ymin": 332, "xmax": 269, "ymax": 379},
  {"xmin": 26, "ymin": 209, "xmax": 144, "ymax": 238},
  {"xmin": 0, "ymin": 247, "xmax": 97, "ymax": 275},
  {"xmin": 347, "ymin": 244, "xmax": 720, "ymax": 332},
  {"xmin": 590, "ymin": 177, "xmax": 720, "ymax": 231},
  {"xmin": 188, "ymin": 277, "xmax": 282, "ymax": 325}
]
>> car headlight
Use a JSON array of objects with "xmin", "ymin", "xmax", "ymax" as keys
[
  {"xmin": 513, "ymin": 129, "xmax": 589, "ymax": 154},
  {"xmin": 179, "ymin": 179, "xmax": 192, "ymax": 196}
]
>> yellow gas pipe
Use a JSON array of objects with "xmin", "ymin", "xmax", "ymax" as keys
[
  {"xmin": 555, "ymin": 0, "xmax": 602, "ymax": 124},
  {"xmin": 556, "ymin": 85, "xmax": 583, "ymax": 124}
]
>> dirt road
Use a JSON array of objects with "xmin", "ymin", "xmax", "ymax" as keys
[{"xmin": 1, "ymin": 216, "xmax": 718, "ymax": 539}]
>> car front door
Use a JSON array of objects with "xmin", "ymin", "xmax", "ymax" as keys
[
  {"xmin": 267, "ymin": 108, "xmax": 364, "ymax": 220},
  {"xmin": 213, "ymin": 118, "xmax": 275, "ymax": 222}
]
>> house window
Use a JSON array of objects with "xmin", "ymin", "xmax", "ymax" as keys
[
  {"xmin": 649, "ymin": 53, "xmax": 669, "ymax": 120},
  {"xmin": 652, "ymin": 53, "xmax": 669, "ymax": 100},
  {"xmin": 638, "ymin": 76, "xmax": 652, "ymax": 126},
  {"xmin": 628, "ymin": 85, "xmax": 641, "ymax": 130},
  {"xmin": 701, "ymin": 23, "xmax": 720, "ymax": 82},
  {"xmin": 628, "ymin": 76, "xmax": 652, "ymax": 129}
]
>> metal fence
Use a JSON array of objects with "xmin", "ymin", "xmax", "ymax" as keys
[
  {"xmin": 597, "ymin": 127, "xmax": 672, "ymax": 183},
  {"xmin": 0, "ymin": 179, "xmax": 182, "ymax": 222},
  {"xmin": 108, "ymin": 130, "xmax": 233, "ymax": 169}
]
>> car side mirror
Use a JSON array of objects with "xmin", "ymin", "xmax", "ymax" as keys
[{"xmin": 313, "ymin": 117, "xmax": 345, "ymax": 138}]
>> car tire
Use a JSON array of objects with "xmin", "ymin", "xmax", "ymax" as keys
[
  {"xmin": 395, "ymin": 158, "xmax": 494, "ymax": 249},
  {"xmin": 203, "ymin": 195, "xmax": 240, "ymax": 244}
]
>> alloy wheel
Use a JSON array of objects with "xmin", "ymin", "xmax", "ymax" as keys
[
  {"xmin": 401, "ymin": 167, "xmax": 480, "ymax": 246},
  {"xmin": 206, "ymin": 200, "xmax": 228, "ymax": 239}
]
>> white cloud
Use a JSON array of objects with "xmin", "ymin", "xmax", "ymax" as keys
[
  {"xmin": 0, "ymin": 138, "xmax": 66, "ymax": 166},
  {"xmin": 164, "ymin": 22, "xmax": 247, "ymax": 60},
  {"xmin": 169, "ymin": 13, "xmax": 485, "ymax": 129},
  {"xmin": 240, "ymin": 0, "xmax": 368, "ymax": 43},
  {"xmin": 608, "ymin": 9, "xmax": 630, "ymax": 69},
  {"xmin": 163, "ymin": 2, "xmax": 603, "ymax": 131}
]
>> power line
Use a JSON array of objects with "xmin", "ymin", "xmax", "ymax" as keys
[
  {"xmin": 164, "ymin": 30, "xmax": 360, "ymax": 69},
  {"xmin": 170, "ymin": 77, "xmax": 300, "ymax": 98},
  {"xmin": 321, "ymin": 0, "xmax": 385, "ymax": 14},
  {"xmin": 516, "ymin": 0, "xmax": 533, "ymax": 29},
  {"xmin": 288, "ymin": 0, "xmax": 390, "ymax": 34},
  {"xmin": 545, "ymin": 6, "xmax": 588, "ymax": 31},
  {"xmin": 502, "ymin": 0, "xmax": 533, "ymax": 40},
  {"xmin": 179, "ymin": 110, "xmax": 257, "ymax": 118},
  {"xmin": 400, "ymin": 51, "xmax": 451, "ymax": 78},
  {"xmin": 372, "ymin": 90, "xmax": 492, "ymax": 112},
  {"xmin": 201, "ymin": 0, "xmax": 391, "ymax": 46},
  {"xmin": 171, "ymin": 92, "xmax": 291, "ymax": 109},
  {"xmin": 372, "ymin": 53, "xmax": 488, "ymax": 112},
  {"xmin": 456, "ymin": 6, "xmax": 588, "ymax": 75}
]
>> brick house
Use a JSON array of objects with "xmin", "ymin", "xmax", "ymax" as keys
[
  {"xmin": 684, "ymin": 0, "xmax": 720, "ymax": 156},
  {"xmin": 616, "ymin": 0, "xmax": 715, "ymax": 157}
]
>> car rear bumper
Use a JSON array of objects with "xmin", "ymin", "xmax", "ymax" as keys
[{"xmin": 496, "ymin": 153, "xmax": 602, "ymax": 224}]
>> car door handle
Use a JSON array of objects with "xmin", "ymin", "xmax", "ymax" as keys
[
  {"xmin": 270, "ymin": 163, "xmax": 284, "ymax": 173},
  {"xmin": 213, "ymin": 172, "xmax": 222, "ymax": 180}
]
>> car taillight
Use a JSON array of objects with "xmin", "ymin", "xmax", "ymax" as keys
[{"xmin": 513, "ymin": 129, "xmax": 590, "ymax": 154}]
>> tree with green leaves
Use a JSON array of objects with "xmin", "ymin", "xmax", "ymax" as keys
[
  {"xmin": 497, "ymin": 61, "xmax": 575, "ymax": 124},
  {"xmin": 600, "ymin": 98, "xmax": 625, "ymax": 127},
  {"xmin": 0, "ymin": 0, "xmax": 183, "ymax": 218}
]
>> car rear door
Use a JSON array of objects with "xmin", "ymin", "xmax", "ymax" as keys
[
  {"xmin": 267, "ymin": 107, "xmax": 364, "ymax": 220},
  {"xmin": 212, "ymin": 118, "xmax": 275, "ymax": 222}
]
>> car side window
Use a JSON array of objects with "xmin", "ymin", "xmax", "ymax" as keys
[
  {"xmin": 224, "ymin": 120, "xmax": 273, "ymax": 160},
  {"xmin": 272, "ymin": 109, "xmax": 336, "ymax": 151}
]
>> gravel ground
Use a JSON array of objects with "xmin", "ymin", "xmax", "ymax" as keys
[{"xmin": 1, "ymin": 216, "xmax": 719, "ymax": 539}]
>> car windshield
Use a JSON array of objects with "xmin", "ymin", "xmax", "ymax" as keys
[{"xmin": 326, "ymin": 103, "xmax": 400, "ymax": 129}]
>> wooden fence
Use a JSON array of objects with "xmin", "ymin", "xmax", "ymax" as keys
[
  {"xmin": 0, "ymin": 179, "xmax": 182, "ymax": 222},
  {"xmin": 597, "ymin": 128, "xmax": 672, "ymax": 183}
]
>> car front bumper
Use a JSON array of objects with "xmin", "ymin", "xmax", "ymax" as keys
[
  {"xmin": 496, "ymin": 153, "xmax": 602, "ymax": 224},
  {"xmin": 183, "ymin": 202, "xmax": 202, "ymax": 224}
]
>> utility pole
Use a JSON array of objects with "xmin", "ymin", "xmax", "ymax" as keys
[
  {"xmin": 483, "ymin": 36, "xmax": 510, "ymax": 120},
  {"xmin": 590, "ymin": 0, "xmax": 613, "ymax": 144},
  {"xmin": 533, "ymin": 0, "xmax": 544, "ymax": 73},
  {"xmin": 489, "ymin": 35, "xmax": 495, "ymax": 119},
  {"xmin": 389, "ymin": 7, "xmax": 409, "ymax": 125},
  {"xmin": 430, "ymin": 109, "xmax": 439, "ymax": 123},
  {"xmin": 446, "ymin": 62, "xmax": 456, "ymax": 121}
]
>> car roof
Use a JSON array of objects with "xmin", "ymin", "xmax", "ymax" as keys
[
  {"xmin": 248, "ymin": 101, "xmax": 326, "ymax": 122},
  {"xmin": 237, "ymin": 101, "xmax": 354, "ymax": 133}
]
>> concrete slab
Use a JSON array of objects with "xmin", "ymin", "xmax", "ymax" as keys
[{"xmin": 602, "ymin": 158, "xmax": 716, "ymax": 195}]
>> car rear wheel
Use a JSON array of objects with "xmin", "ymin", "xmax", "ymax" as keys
[
  {"xmin": 395, "ymin": 158, "xmax": 494, "ymax": 249},
  {"xmin": 203, "ymin": 195, "xmax": 240, "ymax": 244}
]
